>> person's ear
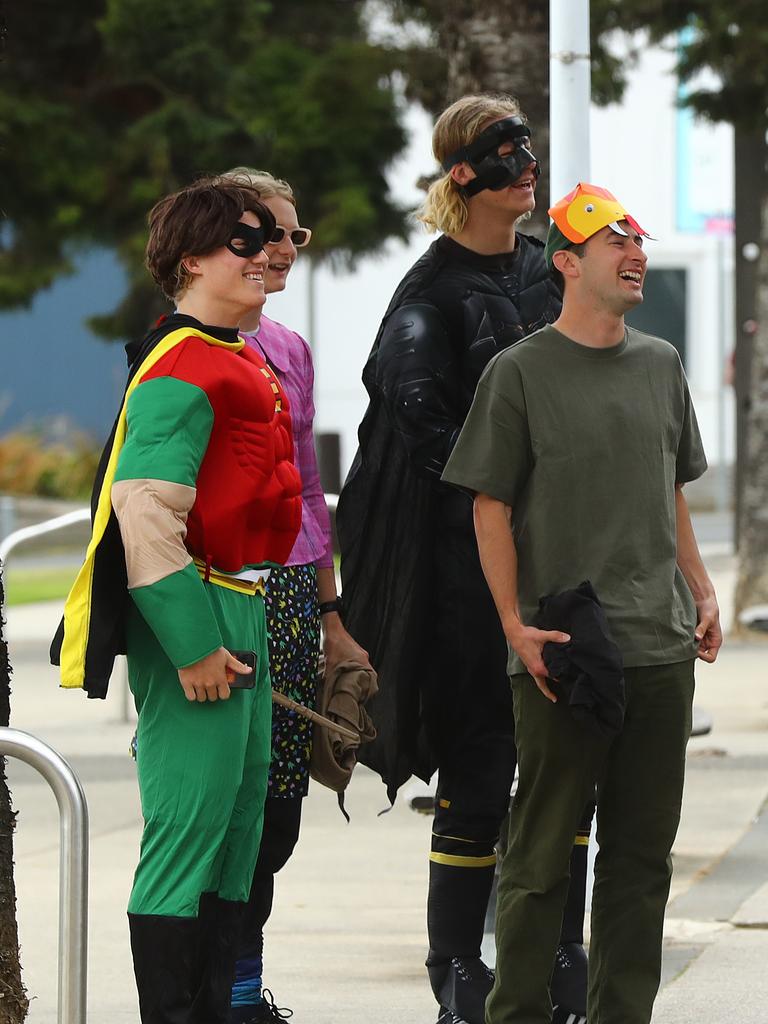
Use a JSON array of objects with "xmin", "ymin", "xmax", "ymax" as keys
[
  {"xmin": 552, "ymin": 249, "xmax": 580, "ymax": 280},
  {"xmin": 449, "ymin": 162, "xmax": 475, "ymax": 188},
  {"xmin": 182, "ymin": 254, "xmax": 203, "ymax": 278}
]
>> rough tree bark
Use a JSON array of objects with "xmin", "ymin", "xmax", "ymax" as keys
[
  {"xmin": 734, "ymin": 181, "xmax": 768, "ymax": 623},
  {"xmin": 0, "ymin": 565, "xmax": 28, "ymax": 1023},
  {"xmin": 414, "ymin": 0, "xmax": 551, "ymax": 237}
]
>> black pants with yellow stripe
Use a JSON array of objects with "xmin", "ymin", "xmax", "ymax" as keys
[{"xmin": 427, "ymin": 728, "xmax": 594, "ymax": 965}]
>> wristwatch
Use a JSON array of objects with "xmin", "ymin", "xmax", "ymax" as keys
[{"xmin": 319, "ymin": 598, "xmax": 342, "ymax": 616}]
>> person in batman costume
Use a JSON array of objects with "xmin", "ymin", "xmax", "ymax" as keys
[
  {"xmin": 336, "ymin": 94, "xmax": 593, "ymax": 1024},
  {"xmin": 52, "ymin": 178, "xmax": 302, "ymax": 1023}
]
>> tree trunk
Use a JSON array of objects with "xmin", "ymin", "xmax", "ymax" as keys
[
  {"xmin": 423, "ymin": 0, "xmax": 551, "ymax": 237},
  {"xmin": 734, "ymin": 181, "xmax": 768, "ymax": 623},
  {"xmin": 733, "ymin": 129, "xmax": 768, "ymax": 549},
  {"xmin": 0, "ymin": 566, "xmax": 29, "ymax": 1023}
]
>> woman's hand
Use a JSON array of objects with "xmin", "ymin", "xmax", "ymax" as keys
[{"xmin": 322, "ymin": 614, "xmax": 372, "ymax": 674}]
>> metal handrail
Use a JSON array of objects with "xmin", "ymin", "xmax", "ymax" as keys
[
  {"xmin": 0, "ymin": 728, "xmax": 88, "ymax": 1024},
  {"xmin": 0, "ymin": 508, "xmax": 91, "ymax": 564},
  {"xmin": 0, "ymin": 496, "xmax": 341, "ymax": 565},
  {"xmin": 739, "ymin": 605, "xmax": 768, "ymax": 633}
]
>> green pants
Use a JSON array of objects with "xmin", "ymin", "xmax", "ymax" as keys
[
  {"xmin": 488, "ymin": 660, "xmax": 694, "ymax": 1024},
  {"xmin": 126, "ymin": 582, "xmax": 272, "ymax": 917}
]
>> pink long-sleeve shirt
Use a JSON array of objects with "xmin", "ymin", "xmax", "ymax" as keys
[{"xmin": 242, "ymin": 315, "xmax": 334, "ymax": 569}]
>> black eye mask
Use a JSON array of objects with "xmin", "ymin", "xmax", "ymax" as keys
[
  {"xmin": 226, "ymin": 221, "xmax": 268, "ymax": 258},
  {"xmin": 441, "ymin": 116, "xmax": 540, "ymax": 198}
]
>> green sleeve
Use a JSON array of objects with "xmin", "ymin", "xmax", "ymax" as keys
[
  {"xmin": 115, "ymin": 376, "xmax": 222, "ymax": 668},
  {"xmin": 115, "ymin": 376, "xmax": 214, "ymax": 486},
  {"xmin": 130, "ymin": 564, "xmax": 223, "ymax": 668},
  {"xmin": 442, "ymin": 353, "xmax": 533, "ymax": 507}
]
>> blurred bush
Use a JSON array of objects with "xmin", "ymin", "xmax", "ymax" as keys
[{"xmin": 0, "ymin": 432, "xmax": 100, "ymax": 499}]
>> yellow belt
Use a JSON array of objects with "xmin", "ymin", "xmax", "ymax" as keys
[{"xmin": 193, "ymin": 558, "xmax": 266, "ymax": 597}]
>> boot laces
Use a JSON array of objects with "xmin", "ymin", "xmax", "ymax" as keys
[
  {"xmin": 259, "ymin": 989, "xmax": 293, "ymax": 1021},
  {"xmin": 555, "ymin": 945, "xmax": 573, "ymax": 970},
  {"xmin": 450, "ymin": 956, "xmax": 494, "ymax": 986}
]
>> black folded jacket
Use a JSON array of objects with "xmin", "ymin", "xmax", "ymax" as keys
[{"xmin": 534, "ymin": 580, "xmax": 625, "ymax": 738}]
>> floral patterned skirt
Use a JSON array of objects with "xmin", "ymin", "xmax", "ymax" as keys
[{"xmin": 264, "ymin": 564, "xmax": 320, "ymax": 798}]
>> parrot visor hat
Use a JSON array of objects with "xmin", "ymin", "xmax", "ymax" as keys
[{"xmin": 441, "ymin": 116, "xmax": 540, "ymax": 197}]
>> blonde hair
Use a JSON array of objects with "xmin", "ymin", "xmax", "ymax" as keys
[
  {"xmin": 418, "ymin": 94, "xmax": 523, "ymax": 235},
  {"xmin": 219, "ymin": 167, "xmax": 296, "ymax": 205}
]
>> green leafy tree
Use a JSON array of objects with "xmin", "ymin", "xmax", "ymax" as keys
[
  {"xmin": 581, "ymin": 0, "xmax": 768, "ymax": 621},
  {"xmin": 383, "ymin": 1, "xmax": 552, "ymax": 236},
  {"xmin": 378, "ymin": 0, "xmax": 633, "ymax": 234},
  {"xmin": 387, "ymin": 0, "xmax": 768, "ymax": 619},
  {"xmin": 0, "ymin": 0, "xmax": 409, "ymax": 339}
]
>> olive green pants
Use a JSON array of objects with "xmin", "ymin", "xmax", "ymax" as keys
[
  {"xmin": 488, "ymin": 660, "xmax": 695, "ymax": 1024},
  {"xmin": 126, "ymin": 583, "xmax": 272, "ymax": 917}
]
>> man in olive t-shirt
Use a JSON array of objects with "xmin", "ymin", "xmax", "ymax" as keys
[{"xmin": 442, "ymin": 184, "xmax": 722, "ymax": 1024}]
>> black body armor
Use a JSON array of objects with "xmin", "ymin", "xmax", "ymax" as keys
[{"xmin": 338, "ymin": 233, "xmax": 562, "ymax": 798}]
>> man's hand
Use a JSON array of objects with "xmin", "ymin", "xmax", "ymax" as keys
[
  {"xmin": 322, "ymin": 616, "xmax": 371, "ymax": 675},
  {"xmin": 177, "ymin": 647, "xmax": 251, "ymax": 702},
  {"xmin": 694, "ymin": 596, "xmax": 722, "ymax": 664},
  {"xmin": 507, "ymin": 623, "xmax": 570, "ymax": 703}
]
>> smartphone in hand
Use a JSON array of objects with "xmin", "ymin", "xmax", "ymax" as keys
[{"xmin": 226, "ymin": 650, "xmax": 258, "ymax": 689}]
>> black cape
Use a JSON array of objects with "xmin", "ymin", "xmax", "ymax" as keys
[{"xmin": 337, "ymin": 235, "xmax": 562, "ymax": 800}]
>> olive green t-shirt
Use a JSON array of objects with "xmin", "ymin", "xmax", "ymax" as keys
[{"xmin": 442, "ymin": 325, "xmax": 707, "ymax": 674}]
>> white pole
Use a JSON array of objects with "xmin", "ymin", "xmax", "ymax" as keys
[{"xmin": 549, "ymin": 0, "xmax": 592, "ymax": 205}]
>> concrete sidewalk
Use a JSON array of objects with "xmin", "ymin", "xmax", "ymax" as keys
[{"xmin": 3, "ymin": 544, "xmax": 768, "ymax": 1022}]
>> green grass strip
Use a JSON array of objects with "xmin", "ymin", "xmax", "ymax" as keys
[{"xmin": 4, "ymin": 567, "xmax": 78, "ymax": 606}]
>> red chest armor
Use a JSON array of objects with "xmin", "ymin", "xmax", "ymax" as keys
[{"xmin": 143, "ymin": 337, "xmax": 302, "ymax": 571}]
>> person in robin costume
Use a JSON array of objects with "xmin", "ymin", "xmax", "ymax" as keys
[
  {"xmin": 51, "ymin": 177, "xmax": 302, "ymax": 1024},
  {"xmin": 337, "ymin": 94, "xmax": 593, "ymax": 1024}
]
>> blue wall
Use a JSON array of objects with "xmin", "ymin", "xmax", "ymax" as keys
[{"xmin": 0, "ymin": 249, "xmax": 129, "ymax": 443}]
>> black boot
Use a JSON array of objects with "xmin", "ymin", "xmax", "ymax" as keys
[
  {"xmin": 427, "ymin": 859, "xmax": 495, "ymax": 963},
  {"xmin": 129, "ymin": 912, "xmax": 199, "ymax": 1024},
  {"xmin": 426, "ymin": 856, "xmax": 496, "ymax": 1024},
  {"xmin": 550, "ymin": 801, "xmax": 594, "ymax": 1023},
  {"xmin": 551, "ymin": 943, "xmax": 588, "ymax": 1024},
  {"xmin": 427, "ymin": 957, "xmax": 494, "ymax": 1024},
  {"xmin": 560, "ymin": 803, "xmax": 594, "ymax": 946},
  {"xmin": 192, "ymin": 893, "xmax": 245, "ymax": 1024},
  {"xmin": 436, "ymin": 1009, "xmax": 469, "ymax": 1024}
]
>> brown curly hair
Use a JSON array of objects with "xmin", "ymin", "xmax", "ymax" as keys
[{"xmin": 146, "ymin": 177, "xmax": 277, "ymax": 300}]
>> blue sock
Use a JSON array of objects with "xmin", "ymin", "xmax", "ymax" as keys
[{"xmin": 231, "ymin": 953, "xmax": 263, "ymax": 1007}]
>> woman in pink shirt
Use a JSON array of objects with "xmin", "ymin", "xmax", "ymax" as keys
[{"xmin": 224, "ymin": 169, "xmax": 369, "ymax": 1024}]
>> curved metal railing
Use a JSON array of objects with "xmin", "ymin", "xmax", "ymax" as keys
[
  {"xmin": 0, "ymin": 728, "xmax": 88, "ymax": 1024},
  {"xmin": 0, "ymin": 498, "xmax": 341, "ymax": 565},
  {"xmin": 0, "ymin": 508, "xmax": 91, "ymax": 565}
]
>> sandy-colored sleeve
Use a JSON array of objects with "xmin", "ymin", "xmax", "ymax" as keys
[{"xmin": 112, "ymin": 478, "xmax": 196, "ymax": 589}]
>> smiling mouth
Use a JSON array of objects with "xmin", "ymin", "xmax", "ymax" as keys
[
  {"xmin": 243, "ymin": 272, "xmax": 263, "ymax": 282},
  {"xmin": 268, "ymin": 262, "xmax": 291, "ymax": 273},
  {"xmin": 619, "ymin": 270, "xmax": 642, "ymax": 283},
  {"xmin": 513, "ymin": 177, "xmax": 535, "ymax": 191}
]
